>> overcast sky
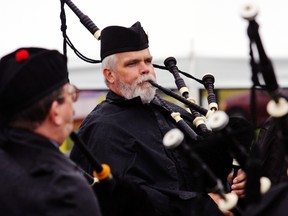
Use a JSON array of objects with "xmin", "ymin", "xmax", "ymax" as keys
[{"xmin": 1, "ymin": 0, "xmax": 288, "ymax": 62}]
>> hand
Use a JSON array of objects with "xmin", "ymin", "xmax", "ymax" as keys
[{"xmin": 227, "ymin": 169, "xmax": 246, "ymax": 198}]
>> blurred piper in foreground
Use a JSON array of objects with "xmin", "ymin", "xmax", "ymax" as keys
[{"xmin": 0, "ymin": 47, "xmax": 102, "ymax": 215}]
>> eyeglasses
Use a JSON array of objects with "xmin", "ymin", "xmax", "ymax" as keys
[
  {"xmin": 58, "ymin": 84, "xmax": 80, "ymax": 103},
  {"xmin": 68, "ymin": 84, "xmax": 80, "ymax": 102}
]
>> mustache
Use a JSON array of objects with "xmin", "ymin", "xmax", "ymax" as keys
[{"xmin": 136, "ymin": 74, "xmax": 156, "ymax": 85}]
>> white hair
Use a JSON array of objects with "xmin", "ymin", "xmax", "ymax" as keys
[{"xmin": 101, "ymin": 54, "xmax": 118, "ymax": 87}]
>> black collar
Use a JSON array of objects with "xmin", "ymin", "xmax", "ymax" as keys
[{"xmin": 106, "ymin": 90, "xmax": 147, "ymax": 107}]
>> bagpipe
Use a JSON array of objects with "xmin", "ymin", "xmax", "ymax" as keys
[
  {"xmin": 241, "ymin": 2, "xmax": 288, "ymax": 145},
  {"xmin": 239, "ymin": 2, "xmax": 288, "ymax": 216},
  {"xmin": 58, "ymin": 0, "xmax": 283, "ymax": 215}
]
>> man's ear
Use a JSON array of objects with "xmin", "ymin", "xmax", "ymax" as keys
[
  {"xmin": 49, "ymin": 101, "xmax": 63, "ymax": 126},
  {"xmin": 103, "ymin": 68, "xmax": 115, "ymax": 84}
]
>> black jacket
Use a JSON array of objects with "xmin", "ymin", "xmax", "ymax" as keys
[
  {"xmin": 0, "ymin": 127, "xmax": 102, "ymax": 216},
  {"xmin": 70, "ymin": 91, "xmax": 231, "ymax": 216}
]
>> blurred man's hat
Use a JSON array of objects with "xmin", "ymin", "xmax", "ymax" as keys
[
  {"xmin": 0, "ymin": 47, "xmax": 69, "ymax": 123},
  {"xmin": 100, "ymin": 21, "xmax": 149, "ymax": 60}
]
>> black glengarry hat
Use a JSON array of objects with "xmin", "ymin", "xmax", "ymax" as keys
[
  {"xmin": 100, "ymin": 21, "xmax": 149, "ymax": 60},
  {"xmin": 0, "ymin": 47, "xmax": 69, "ymax": 123}
]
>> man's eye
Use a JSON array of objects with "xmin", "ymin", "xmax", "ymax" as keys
[
  {"xmin": 127, "ymin": 61, "xmax": 136, "ymax": 66},
  {"xmin": 145, "ymin": 58, "xmax": 152, "ymax": 64}
]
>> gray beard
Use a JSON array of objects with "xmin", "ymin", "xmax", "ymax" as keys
[{"xmin": 115, "ymin": 74, "xmax": 156, "ymax": 104}]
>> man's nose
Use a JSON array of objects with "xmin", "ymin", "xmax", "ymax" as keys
[{"xmin": 139, "ymin": 62, "xmax": 150, "ymax": 75}]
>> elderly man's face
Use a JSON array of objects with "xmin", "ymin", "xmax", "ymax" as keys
[{"xmin": 110, "ymin": 49, "xmax": 157, "ymax": 103}]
